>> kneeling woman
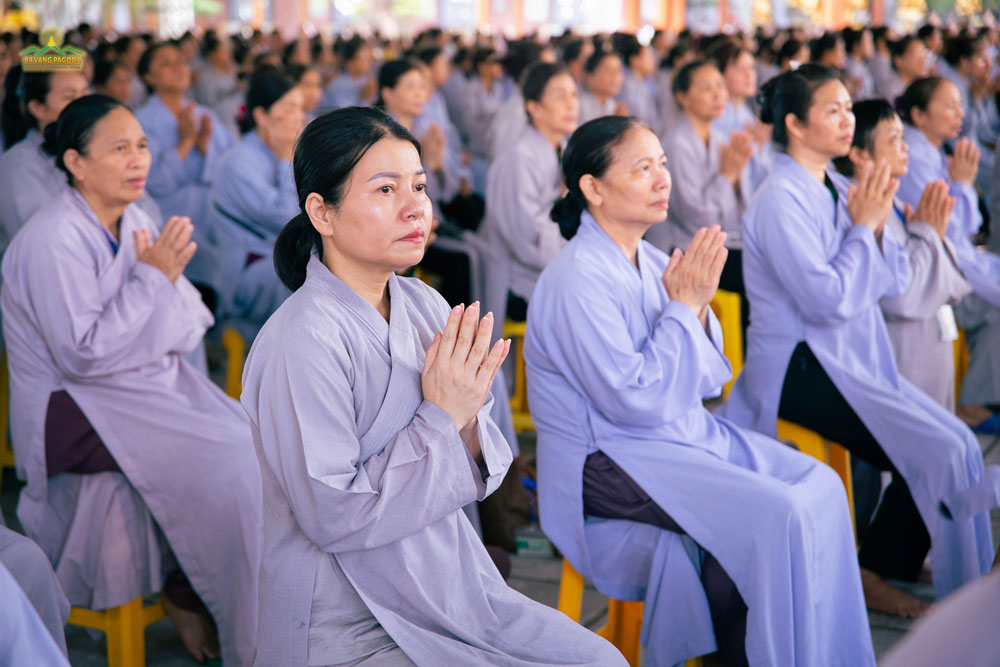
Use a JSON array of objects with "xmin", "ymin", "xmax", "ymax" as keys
[
  {"xmin": 240, "ymin": 107, "xmax": 624, "ymax": 666},
  {"xmin": 724, "ymin": 66, "xmax": 997, "ymax": 616},
  {"xmin": 1, "ymin": 95, "xmax": 262, "ymax": 666},
  {"xmin": 525, "ymin": 116, "xmax": 873, "ymax": 666}
]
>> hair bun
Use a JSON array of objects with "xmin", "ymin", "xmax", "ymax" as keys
[
  {"xmin": 757, "ymin": 77, "xmax": 777, "ymax": 125},
  {"xmin": 41, "ymin": 122, "xmax": 59, "ymax": 157},
  {"xmin": 550, "ymin": 192, "xmax": 584, "ymax": 241}
]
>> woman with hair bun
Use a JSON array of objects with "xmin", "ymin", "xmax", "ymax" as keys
[
  {"xmin": 526, "ymin": 115, "xmax": 872, "ymax": 666},
  {"xmin": 241, "ymin": 106, "xmax": 624, "ymax": 667},
  {"xmin": 1, "ymin": 94, "xmax": 262, "ymax": 666},
  {"xmin": 725, "ymin": 65, "xmax": 999, "ymax": 617}
]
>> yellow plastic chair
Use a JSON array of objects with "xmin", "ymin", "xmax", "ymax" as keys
[
  {"xmin": 503, "ymin": 319, "xmax": 534, "ymax": 433},
  {"xmin": 558, "ymin": 559, "xmax": 702, "ymax": 666},
  {"xmin": 221, "ymin": 326, "xmax": 246, "ymax": 401},
  {"xmin": 709, "ymin": 290, "xmax": 743, "ymax": 400},
  {"xmin": 954, "ymin": 329, "xmax": 969, "ymax": 402},
  {"xmin": 68, "ymin": 598, "xmax": 167, "ymax": 667},
  {"xmin": 777, "ymin": 419, "xmax": 856, "ymax": 535},
  {"xmin": 0, "ymin": 348, "xmax": 13, "ymax": 494}
]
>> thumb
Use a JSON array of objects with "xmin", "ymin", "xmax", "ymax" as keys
[
  {"xmin": 423, "ymin": 332, "xmax": 441, "ymax": 374},
  {"xmin": 134, "ymin": 229, "xmax": 151, "ymax": 254},
  {"xmin": 903, "ymin": 203, "xmax": 914, "ymax": 223}
]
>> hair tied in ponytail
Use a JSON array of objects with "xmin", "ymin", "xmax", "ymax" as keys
[{"xmin": 550, "ymin": 191, "xmax": 585, "ymax": 240}]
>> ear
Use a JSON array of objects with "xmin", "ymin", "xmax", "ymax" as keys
[
  {"xmin": 578, "ymin": 173, "xmax": 603, "ymax": 209},
  {"xmin": 785, "ymin": 112, "xmax": 806, "ymax": 144},
  {"xmin": 305, "ymin": 192, "xmax": 333, "ymax": 237},
  {"xmin": 847, "ymin": 146, "xmax": 869, "ymax": 168},
  {"xmin": 251, "ymin": 105, "xmax": 268, "ymax": 130},
  {"xmin": 63, "ymin": 148, "xmax": 86, "ymax": 184},
  {"xmin": 524, "ymin": 99, "xmax": 540, "ymax": 123},
  {"xmin": 26, "ymin": 99, "xmax": 46, "ymax": 125}
]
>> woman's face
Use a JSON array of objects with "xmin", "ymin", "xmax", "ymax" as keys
[
  {"xmin": 144, "ymin": 45, "xmax": 191, "ymax": 94},
  {"xmin": 895, "ymin": 40, "xmax": 929, "ymax": 80},
  {"xmin": 527, "ymin": 72, "xmax": 579, "ymax": 138},
  {"xmin": 96, "ymin": 66, "xmax": 133, "ymax": 105},
  {"xmin": 347, "ymin": 45, "xmax": 373, "ymax": 77},
  {"xmin": 822, "ymin": 40, "xmax": 847, "ymax": 69},
  {"xmin": 791, "ymin": 79, "xmax": 855, "ymax": 159},
  {"xmin": 382, "ymin": 69, "xmax": 430, "ymax": 119},
  {"xmin": 630, "ymin": 46, "xmax": 656, "ymax": 78},
  {"xmin": 589, "ymin": 126, "xmax": 672, "ymax": 228},
  {"xmin": 29, "ymin": 72, "xmax": 90, "ymax": 131},
  {"xmin": 259, "ymin": 87, "xmax": 306, "ymax": 147},
  {"xmin": 915, "ymin": 80, "xmax": 964, "ymax": 144},
  {"xmin": 429, "ymin": 53, "xmax": 450, "ymax": 87},
  {"xmin": 297, "ymin": 69, "xmax": 323, "ymax": 112},
  {"xmin": 677, "ymin": 65, "xmax": 728, "ymax": 122},
  {"xmin": 321, "ymin": 137, "xmax": 432, "ymax": 273},
  {"xmin": 724, "ymin": 51, "xmax": 757, "ymax": 100},
  {"xmin": 66, "ymin": 107, "xmax": 151, "ymax": 206},
  {"xmin": 588, "ymin": 55, "xmax": 624, "ymax": 98},
  {"xmin": 867, "ymin": 115, "xmax": 909, "ymax": 178}
]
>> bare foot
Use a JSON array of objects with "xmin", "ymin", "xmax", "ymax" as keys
[
  {"xmin": 162, "ymin": 590, "xmax": 220, "ymax": 662},
  {"xmin": 917, "ymin": 564, "xmax": 933, "ymax": 583},
  {"xmin": 860, "ymin": 568, "xmax": 930, "ymax": 619},
  {"xmin": 956, "ymin": 405, "xmax": 994, "ymax": 428}
]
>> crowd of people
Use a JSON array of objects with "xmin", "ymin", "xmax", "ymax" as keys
[{"xmin": 0, "ymin": 17, "xmax": 1000, "ymax": 666}]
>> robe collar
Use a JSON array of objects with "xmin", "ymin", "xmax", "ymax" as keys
[{"xmin": 65, "ymin": 187, "xmax": 132, "ymax": 258}]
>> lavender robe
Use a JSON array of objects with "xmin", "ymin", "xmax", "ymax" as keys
[
  {"xmin": 241, "ymin": 256, "xmax": 623, "ymax": 666},
  {"xmin": 577, "ymin": 89, "xmax": 616, "ymax": 125},
  {"xmin": 619, "ymin": 71, "xmax": 660, "ymax": 135},
  {"xmin": 647, "ymin": 114, "xmax": 747, "ymax": 253},
  {"xmin": 459, "ymin": 78, "xmax": 508, "ymax": 160},
  {"xmin": 525, "ymin": 211, "xmax": 872, "ymax": 666},
  {"xmin": 207, "ymin": 130, "xmax": 296, "ymax": 334},
  {"xmin": 481, "ymin": 124, "xmax": 565, "ymax": 319},
  {"xmin": 485, "ymin": 90, "xmax": 527, "ymax": 163},
  {"xmin": 712, "ymin": 100, "xmax": 774, "ymax": 194},
  {"xmin": 1, "ymin": 187, "xmax": 262, "ymax": 666},
  {"xmin": 319, "ymin": 72, "xmax": 373, "ymax": 111},
  {"xmin": 723, "ymin": 153, "xmax": 997, "ymax": 598},
  {"xmin": 0, "ymin": 560, "xmax": 69, "ymax": 667},
  {"xmin": 135, "ymin": 94, "xmax": 235, "ymax": 289}
]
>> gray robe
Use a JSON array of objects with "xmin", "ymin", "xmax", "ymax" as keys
[
  {"xmin": 0, "ymin": 523, "xmax": 69, "ymax": 656},
  {"xmin": 241, "ymin": 256, "xmax": 624, "ymax": 667},
  {"xmin": 879, "ymin": 204, "xmax": 972, "ymax": 410},
  {"xmin": 647, "ymin": 114, "xmax": 747, "ymax": 253}
]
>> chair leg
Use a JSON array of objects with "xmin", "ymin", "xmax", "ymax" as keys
[
  {"xmin": 598, "ymin": 599, "xmax": 643, "ymax": 667},
  {"xmin": 222, "ymin": 327, "xmax": 246, "ymax": 401},
  {"xmin": 557, "ymin": 559, "xmax": 585, "ymax": 622},
  {"xmin": 105, "ymin": 597, "xmax": 146, "ymax": 667}
]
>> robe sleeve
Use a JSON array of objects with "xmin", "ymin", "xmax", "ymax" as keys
[
  {"xmin": 250, "ymin": 324, "xmax": 511, "ymax": 553},
  {"xmin": 665, "ymin": 134, "xmax": 741, "ymax": 240},
  {"xmin": 490, "ymin": 153, "xmax": 564, "ymax": 272},
  {"xmin": 194, "ymin": 112, "xmax": 233, "ymax": 185},
  {"xmin": 880, "ymin": 221, "xmax": 971, "ymax": 320},
  {"xmin": 751, "ymin": 187, "xmax": 899, "ymax": 327},
  {"xmin": 25, "ymin": 237, "xmax": 205, "ymax": 380},
  {"xmin": 212, "ymin": 153, "xmax": 297, "ymax": 237},
  {"xmin": 143, "ymin": 127, "xmax": 200, "ymax": 197},
  {"xmin": 947, "ymin": 180, "xmax": 983, "ymax": 241},
  {"xmin": 547, "ymin": 273, "xmax": 731, "ymax": 428}
]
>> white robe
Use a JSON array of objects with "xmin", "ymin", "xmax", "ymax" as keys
[
  {"xmin": 241, "ymin": 255, "xmax": 624, "ymax": 666},
  {"xmin": 1, "ymin": 187, "xmax": 262, "ymax": 666},
  {"xmin": 723, "ymin": 153, "xmax": 997, "ymax": 598}
]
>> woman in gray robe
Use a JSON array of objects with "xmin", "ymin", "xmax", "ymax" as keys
[{"xmin": 241, "ymin": 106, "xmax": 624, "ymax": 666}]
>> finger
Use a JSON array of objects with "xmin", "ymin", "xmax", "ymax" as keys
[
  {"xmin": 170, "ymin": 218, "xmax": 194, "ymax": 251},
  {"xmin": 903, "ymin": 203, "xmax": 914, "ymax": 223},
  {"xmin": 466, "ymin": 311, "xmax": 494, "ymax": 371},
  {"xmin": 158, "ymin": 216, "xmax": 184, "ymax": 246},
  {"xmin": 710, "ymin": 246, "xmax": 729, "ymax": 280},
  {"xmin": 454, "ymin": 301, "xmax": 479, "ymax": 361},
  {"xmin": 943, "ymin": 196, "xmax": 956, "ymax": 220},
  {"xmin": 423, "ymin": 332, "xmax": 441, "ymax": 373},
  {"xmin": 178, "ymin": 241, "xmax": 197, "ymax": 267},
  {"xmin": 439, "ymin": 304, "xmax": 464, "ymax": 357},
  {"xmin": 133, "ymin": 229, "xmax": 151, "ymax": 254},
  {"xmin": 884, "ymin": 176, "xmax": 899, "ymax": 202},
  {"xmin": 477, "ymin": 338, "xmax": 507, "ymax": 384}
]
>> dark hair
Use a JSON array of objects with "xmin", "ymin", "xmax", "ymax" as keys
[
  {"xmin": 41, "ymin": 94, "xmax": 129, "ymax": 182},
  {"xmin": 285, "ymin": 63, "xmax": 317, "ymax": 85},
  {"xmin": 708, "ymin": 41, "xmax": 749, "ymax": 73},
  {"xmin": 112, "ymin": 34, "xmax": 134, "ymax": 57},
  {"xmin": 1, "ymin": 66, "xmax": 54, "ymax": 148},
  {"xmin": 616, "ymin": 34, "xmax": 642, "ymax": 66},
  {"xmin": 93, "ymin": 59, "xmax": 130, "ymax": 89},
  {"xmin": 671, "ymin": 59, "xmax": 718, "ymax": 97},
  {"xmin": 661, "ymin": 42, "xmax": 693, "ymax": 70},
  {"xmin": 375, "ymin": 58, "xmax": 423, "ymax": 108},
  {"xmin": 584, "ymin": 50, "xmax": 619, "ymax": 74},
  {"xmin": 917, "ymin": 24, "xmax": 938, "ymax": 42},
  {"xmin": 832, "ymin": 99, "xmax": 898, "ymax": 177},
  {"xmin": 777, "ymin": 39, "xmax": 806, "ymax": 68},
  {"xmin": 202, "ymin": 32, "xmax": 224, "ymax": 59},
  {"xmin": 137, "ymin": 41, "xmax": 178, "ymax": 93},
  {"xmin": 841, "ymin": 27, "xmax": 867, "ymax": 56},
  {"xmin": 521, "ymin": 62, "xmax": 571, "ymax": 124},
  {"xmin": 243, "ymin": 69, "xmax": 296, "ymax": 133},
  {"xmin": 889, "ymin": 35, "xmax": 918, "ymax": 72},
  {"xmin": 563, "ymin": 39, "xmax": 586, "ymax": 65},
  {"xmin": 414, "ymin": 45, "xmax": 443, "ymax": 67},
  {"xmin": 899, "ymin": 76, "xmax": 946, "ymax": 124},
  {"xmin": 473, "ymin": 47, "xmax": 497, "ymax": 71},
  {"xmin": 810, "ymin": 32, "xmax": 843, "ymax": 63},
  {"xmin": 337, "ymin": 35, "xmax": 368, "ymax": 66},
  {"xmin": 872, "ymin": 27, "xmax": 890, "ymax": 47},
  {"xmin": 757, "ymin": 64, "xmax": 846, "ymax": 149},
  {"xmin": 943, "ymin": 35, "xmax": 979, "ymax": 67},
  {"xmin": 550, "ymin": 115, "xmax": 644, "ymax": 240},
  {"xmin": 502, "ymin": 41, "xmax": 545, "ymax": 84},
  {"xmin": 273, "ymin": 107, "xmax": 421, "ymax": 291}
]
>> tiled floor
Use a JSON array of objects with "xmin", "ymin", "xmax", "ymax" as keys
[{"xmin": 4, "ymin": 426, "xmax": 997, "ymax": 666}]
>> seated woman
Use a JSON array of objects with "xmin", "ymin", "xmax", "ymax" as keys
[
  {"xmin": 285, "ymin": 63, "xmax": 323, "ymax": 122},
  {"xmin": 525, "ymin": 115, "xmax": 872, "ymax": 666},
  {"xmin": 832, "ymin": 98, "xmax": 970, "ymax": 410},
  {"xmin": 1, "ymin": 95, "xmax": 262, "ymax": 666},
  {"xmin": 646, "ymin": 60, "xmax": 752, "ymax": 301},
  {"xmin": 483, "ymin": 62, "xmax": 578, "ymax": 321},
  {"xmin": 897, "ymin": 77, "xmax": 1000, "ymax": 431},
  {"xmin": 577, "ymin": 50, "xmax": 626, "ymax": 125},
  {"xmin": 882, "ymin": 35, "xmax": 929, "ymax": 102},
  {"xmin": 0, "ymin": 67, "xmax": 89, "ymax": 253},
  {"xmin": 723, "ymin": 66, "xmax": 998, "ymax": 617},
  {"xmin": 617, "ymin": 35, "xmax": 660, "ymax": 134},
  {"xmin": 240, "ymin": 106, "xmax": 624, "ymax": 667},
  {"xmin": 0, "ymin": 560, "xmax": 69, "ymax": 667},
  {"xmin": 135, "ymin": 41, "xmax": 235, "ymax": 292},
  {"xmin": 208, "ymin": 69, "xmax": 303, "ymax": 335},
  {"xmin": 320, "ymin": 36, "xmax": 376, "ymax": 110},
  {"xmin": 193, "ymin": 33, "xmax": 244, "ymax": 136},
  {"xmin": 93, "ymin": 59, "xmax": 134, "ymax": 105}
]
